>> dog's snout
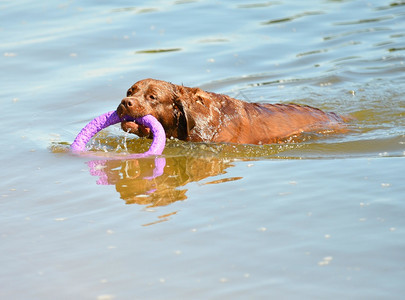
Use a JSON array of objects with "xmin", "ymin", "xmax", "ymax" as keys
[{"xmin": 121, "ymin": 97, "xmax": 135, "ymax": 108}]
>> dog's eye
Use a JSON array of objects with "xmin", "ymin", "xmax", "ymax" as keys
[{"xmin": 149, "ymin": 95, "xmax": 157, "ymax": 100}]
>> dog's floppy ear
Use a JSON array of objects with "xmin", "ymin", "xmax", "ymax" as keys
[{"xmin": 172, "ymin": 85, "xmax": 197, "ymax": 140}]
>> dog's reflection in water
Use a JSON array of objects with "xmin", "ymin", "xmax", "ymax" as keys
[{"xmin": 87, "ymin": 155, "xmax": 239, "ymax": 208}]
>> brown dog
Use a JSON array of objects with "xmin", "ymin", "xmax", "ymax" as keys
[{"xmin": 117, "ymin": 78, "xmax": 345, "ymax": 144}]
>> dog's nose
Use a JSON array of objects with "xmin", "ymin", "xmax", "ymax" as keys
[{"xmin": 121, "ymin": 97, "xmax": 134, "ymax": 108}]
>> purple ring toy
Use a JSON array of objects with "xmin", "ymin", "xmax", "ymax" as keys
[{"xmin": 71, "ymin": 111, "xmax": 166, "ymax": 157}]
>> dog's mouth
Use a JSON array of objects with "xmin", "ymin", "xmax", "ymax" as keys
[
  {"xmin": 121, "ymin": 120, "xmax": 151, "ymax": 137},
  {"xmin": 117, "ymin": 99, "xmax": 153, "ymax": 137},
  {"xmin": 118, "ymin": 112, "xmax": 151, "ymax": 137}
]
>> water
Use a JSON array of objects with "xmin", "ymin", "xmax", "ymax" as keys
[{"xmin": 1, "ymin": 0, "xmax": 404, "ymax": 299}]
